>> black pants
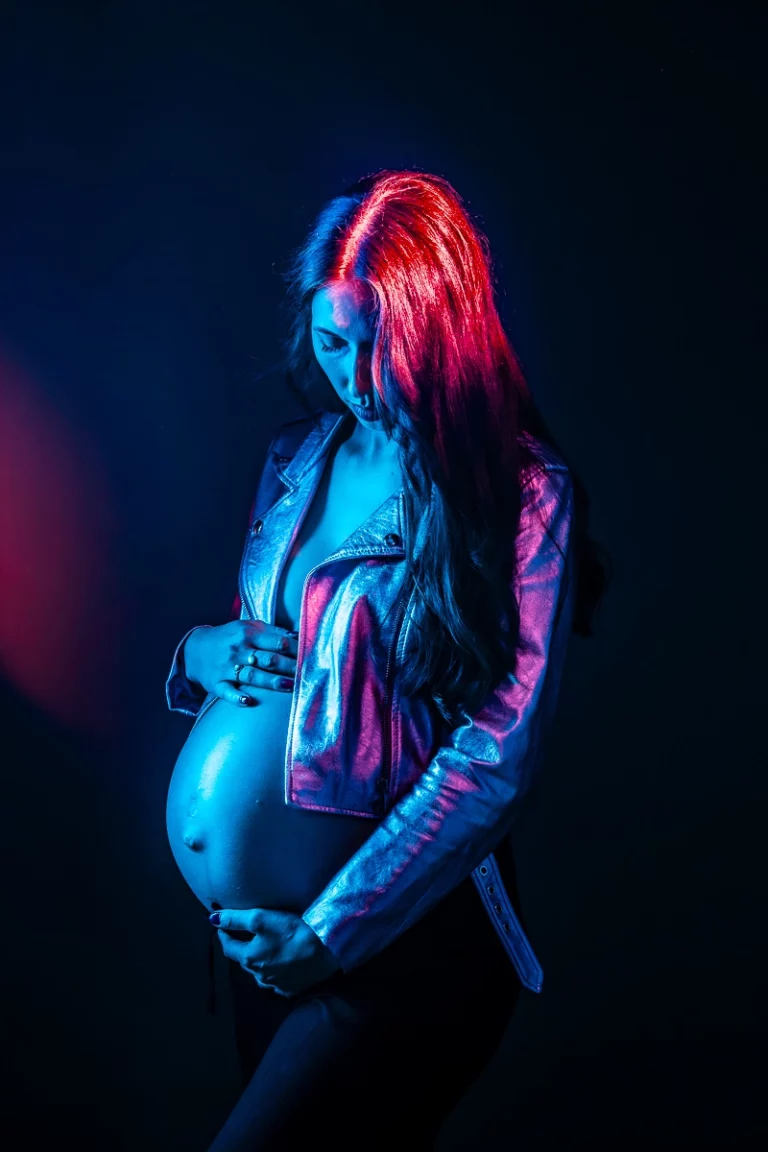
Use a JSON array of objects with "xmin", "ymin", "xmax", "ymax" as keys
[{"xmin": 205, "ymin": 840, "xmax": 524, "ymax": 1151}]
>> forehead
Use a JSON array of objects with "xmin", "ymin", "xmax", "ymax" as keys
[{"xmin": 312, "ymin": 280, "xmax": 377, "ymax": 337}]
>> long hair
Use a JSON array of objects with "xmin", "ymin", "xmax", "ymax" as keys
[{"xmin": 282, "ymin": 170, "xmax": 611, "ymax": 726}]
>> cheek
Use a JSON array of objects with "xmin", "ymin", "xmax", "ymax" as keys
[
  {"xmin": 312, "ymin": 343, "xmax": 326, "ymax": 370},
  {"xmin": 316, "ymin": 355, "xmax": 340, "ymax": 387}
]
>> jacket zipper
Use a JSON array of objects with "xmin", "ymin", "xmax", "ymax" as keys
[
  {"xmin": 238, "ymin": 554, "xmax": 253, "ymax": 623},
  {"xmin": 375, "ymin": 585, "xmax": 409, "ymax": 816},
  {"xmin": 282, "ymin": 557, "xmax": 326, "ymax": 795}
]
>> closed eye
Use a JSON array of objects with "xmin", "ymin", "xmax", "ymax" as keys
[{"xmin": 319, "ymin": 338, "xmax": 345, "ymax": 354}]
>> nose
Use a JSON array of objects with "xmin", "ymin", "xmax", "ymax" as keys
[{"xmin": 345, "ymin": 348, "xmax": 372, "ymax": 398}]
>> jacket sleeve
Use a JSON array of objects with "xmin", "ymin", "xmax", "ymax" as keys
[
  {"xmin": 301, "ymin": 462, "xmax": 576, "ymax": 973},
  {"xmin": 164, "ymin": 625, "xmax": 215, "ymax": 717}
]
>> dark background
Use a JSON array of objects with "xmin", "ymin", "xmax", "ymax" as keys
[{"xmin": 1, "ymin": 1, "xmax": 764, "ymax": 1148}]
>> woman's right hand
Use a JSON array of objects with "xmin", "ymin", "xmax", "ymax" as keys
[{"xmin": 183, "ymin": 620, "xmax": 298, "ymax": 707}]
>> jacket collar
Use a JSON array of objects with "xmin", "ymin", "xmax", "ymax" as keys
[
  {"xmin": 273, "ymin": 409, "xmax": 354, "ymax": 490},
  {"xmin": 271, "ymin": 408, "xmax": 407, "ymax": 559}
]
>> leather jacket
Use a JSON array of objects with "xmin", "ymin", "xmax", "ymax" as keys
[{"xmin": 166, "ymin": 407, "xmax": 575, "ymax": 993}]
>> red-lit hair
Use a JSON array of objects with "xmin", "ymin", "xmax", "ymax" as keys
[
  {"xmin": 328, "ymin": 172, "xmax": 524, "ymax": 501},
  {"xmin": 283, "ymin": 170, "xmax": 610, "ymax": 724}
]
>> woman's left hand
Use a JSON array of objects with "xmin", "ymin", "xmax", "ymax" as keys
[{"xmin": 211, "ymin": 908, "xmax": 343, "ymax": 997}]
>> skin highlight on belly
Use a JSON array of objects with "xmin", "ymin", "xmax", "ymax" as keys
[{"xmin": 166, "ymin": 693, "xmax": 375, "ymax": 915}]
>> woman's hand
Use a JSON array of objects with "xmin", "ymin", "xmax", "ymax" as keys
[
  {"xmin": 211, "ymin": 908, "xmax": 343, "ymax": 997},
  {"xmin": 183, "ymin": 620, "xmax": 298, "ymax": 707}
]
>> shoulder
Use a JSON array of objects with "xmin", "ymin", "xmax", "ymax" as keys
[
  {"xmin": 517, "ymin": 431, "xmax": 574, "ymax": 530},
  {"xmin": 518, "ymin": 430, "xmax": 570, "ymax": 484}
]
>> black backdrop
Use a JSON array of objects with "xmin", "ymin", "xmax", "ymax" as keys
[{"xmin": 1, "ymin": 2, "xmax": 764, "ymax": 1148}]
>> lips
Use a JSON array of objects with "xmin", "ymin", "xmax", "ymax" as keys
[{"xmin": 351, "ymin": 402, "xmax": 378, "ymax": 419}]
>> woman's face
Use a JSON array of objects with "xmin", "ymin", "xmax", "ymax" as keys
[{"xmin": 311, "ymin": 280, "xmax": 391, "ymax": 447}]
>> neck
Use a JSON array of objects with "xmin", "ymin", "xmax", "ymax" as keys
[{"xmin": 342, "ymin": 415, "xmax": 398, "ymax": 465}]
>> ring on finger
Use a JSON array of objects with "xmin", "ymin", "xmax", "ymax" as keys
[
  {"xmin": 233, "ymin": 663, "xmax": 244, "ymax": 684},
  {"xmin": 249, "ymin": 650, "xmax": 275, "ymax": 669}
]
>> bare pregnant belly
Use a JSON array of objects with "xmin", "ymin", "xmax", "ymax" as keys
[{"xmin": 165, "ymin": 692, "xmax": 377, "ymax": 915}]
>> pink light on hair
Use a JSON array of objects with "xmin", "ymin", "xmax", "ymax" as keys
[
  {"xmin": 328, "ymin": 172, "xmax": 523, "ymax": 489},
  {"xmin": 286, "ymin": 168, "xmax": 611, "ymax": 721}
]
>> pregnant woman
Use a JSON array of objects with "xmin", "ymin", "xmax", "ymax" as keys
[{"xmin": 165, "ymin": 170, "xmax": 610, "ymax": 1150}]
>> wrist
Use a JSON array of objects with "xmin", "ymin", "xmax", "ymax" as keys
[
  {"xmin": 183, "ymin": 626, "xmax": 210, "ymax": 688},
  {"xmin": 301, "ymin": 919, "xmax": 343, "ymax": 974},
  {"xmin": 315, "ymin": 933, "xmax": 343, "ymax": 975}
]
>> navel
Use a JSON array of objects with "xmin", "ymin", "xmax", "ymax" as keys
[{"xmin": 183, "ymin": 826, "xmax": 206, "ymax": 852}]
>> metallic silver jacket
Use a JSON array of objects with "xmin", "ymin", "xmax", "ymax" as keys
[{"xmin": 166, "ymin": 408, "xmax": 575, "ymax": 993}]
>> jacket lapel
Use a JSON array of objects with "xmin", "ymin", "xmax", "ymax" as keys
[{"xmin": 241, "ymin": 409, "xmax": 406, "ymax": 622}]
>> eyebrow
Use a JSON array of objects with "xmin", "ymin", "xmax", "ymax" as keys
[{"xmin": 313, "ymin": 326, "xmax": 376, "ymax": 346}]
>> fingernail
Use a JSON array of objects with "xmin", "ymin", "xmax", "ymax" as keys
[
  {"xmin": 286, "ymin": 630, "xmax": 299, "ymax": 638},
  {"xmin": 209, "ymin": 912, "xmax": 221, "ymax": 926},
  {"xmin": 239, "ymin": 694, "xmax": 250, "ymax": 706},
  {"xmin": 279, "ymin": 678, "xmax": 294, "ymax": 691}
]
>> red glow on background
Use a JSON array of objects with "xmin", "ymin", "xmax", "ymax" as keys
[{"xmin": 0, "ymin": 350, "xmax": 119, "ymax": 737}]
